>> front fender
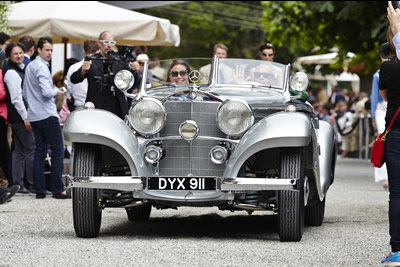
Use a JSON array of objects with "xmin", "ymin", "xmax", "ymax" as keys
[
  {"xmin": 63, "ymin": 109, "xmax": 151, "ymax": 176},
  {"xmin": 317, "ymin": 120, "xmax": 336, "ymax": 195},
  {"xmin": 224, "ymin": 112, "xmax": 312, "ymax": 178}
]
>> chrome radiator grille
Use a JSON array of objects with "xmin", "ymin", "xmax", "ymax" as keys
[{"xmin": 159, "ymin": 100, "xmax": 226, "ymax": 176}]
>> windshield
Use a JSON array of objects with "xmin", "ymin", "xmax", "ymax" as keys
[
  {"xmin": 145, "ymin": 58, "xmax": 286, "ymax": 90},
  {"xmin": 147, "ymin": 58, "xmax": 212, "ymax": 87},
  {"xmin": 218, "ymin": 59, "xmax": 285, "ymax": 89}
]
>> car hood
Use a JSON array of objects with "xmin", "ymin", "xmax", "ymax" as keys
[{"xmin": 145, "ymin": 86, "xmax": 287, "ymax": 106}]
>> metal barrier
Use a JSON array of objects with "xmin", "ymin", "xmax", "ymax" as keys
[
  {"xmin": 333, "ymin": 112, "xmax": 375, "ymax": 160},
  {"xmin": 358, "ymin": 113, "xmax": 372, "ymax": 160}
]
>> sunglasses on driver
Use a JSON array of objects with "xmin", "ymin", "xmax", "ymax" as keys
[
  {"xmin": 169, "ymin": 70, "xmax": 188, "ymax": 77},
  {"xmin": 254, "ymin": 72, "xmax": 274, "ymax": 79}
]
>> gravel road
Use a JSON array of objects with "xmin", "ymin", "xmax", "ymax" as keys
[{"xmin": 0, "ymin": 158, "xmax": 390, "ymax": 266}]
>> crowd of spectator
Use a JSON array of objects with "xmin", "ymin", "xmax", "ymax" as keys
[
  {"xmin": 308, "ymin": 84, "xmax": 376, "ymax": 159},
  {"xmin": 0, "ymin": 31, "xmax": 153, "ymax": 204}
]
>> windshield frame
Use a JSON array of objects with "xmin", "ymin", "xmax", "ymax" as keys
[{"xmin": 140, "ymin": 57, "xmax": 290, "ymax": 95}]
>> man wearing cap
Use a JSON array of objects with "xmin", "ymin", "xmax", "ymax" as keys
[
  {"xmin": 132, "ymin": 53, "xmax": 153, "ymax": 84},
  {"xmin": 127, "ymin": 54, "xmax": 152, "ymax": 107},
  {"xmin": 70, "ymin": 31, "xmax": 139, "ymax": 119}
]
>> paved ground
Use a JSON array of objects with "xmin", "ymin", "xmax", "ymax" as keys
[{"xmin": 0, "ymin": 158, "xmax": 390, "ymax": 266}]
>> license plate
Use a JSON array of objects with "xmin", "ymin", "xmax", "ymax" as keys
[{"xmin": 147, "ymin": 177, "xmax": 216, "ymax": 190}]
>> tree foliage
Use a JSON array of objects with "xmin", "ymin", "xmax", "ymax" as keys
[
  {"xmin": 261, "ymin": 1, "xmax": 389, "ymax": 76},
  {"xmin": 141, "ymin": 0, "xmax": 389, "ymax": 89},
  {"xmin": 140, "ymin": 1, "xmax": 268, "ymax": 60},
  {"xmin": 0, "ymin": 1, "xmax": 14, "ymax": 33}
]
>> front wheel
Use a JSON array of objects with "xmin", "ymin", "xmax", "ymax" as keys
[
  {"xmin": 278, "ymin": 147, "xmax": 305, "ymax": 242},
  {"xmin": 72, "ymin": 143, "xmax": 102, "ymax": 238}
]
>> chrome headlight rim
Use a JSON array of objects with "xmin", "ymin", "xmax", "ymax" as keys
[
  {"xmin": 216, "ymin": 98, "xmax": 254, "ymax": 137},
  {"xmin": 128, "ymin": 97, "xmax": 166, "ymax": 136},
  {"xmin": 290, "ymin": 72, "xmax": 309, "ymax": 92},
  {"xmin": 114, "ymin": 70, "xmax": 135, "ymax": 91}
]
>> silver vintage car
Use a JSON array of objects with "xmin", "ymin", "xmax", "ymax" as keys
[{"xmin": 64, "ymin": 57, "xmax": 337, "ymax": 241}]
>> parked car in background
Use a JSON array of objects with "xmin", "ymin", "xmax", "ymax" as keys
[{"xmin": 63, "ymin": 57, "xmax": 337, "ymax": 241}]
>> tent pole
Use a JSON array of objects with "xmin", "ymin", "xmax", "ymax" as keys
[{"xmin": 62, "ymin": 37, "xmax": 69, "ymax": 69}]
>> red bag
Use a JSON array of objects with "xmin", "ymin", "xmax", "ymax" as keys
[
  {"xmin": 370, "ymin": 106, "xmax": 400, "ymax": 168},
  {"xmin": 370, "ymin": 131, "xmax": 388, "ymax": 168}
]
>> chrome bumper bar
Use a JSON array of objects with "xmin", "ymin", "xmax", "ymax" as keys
[{"xmin": 64, "ymin": 175, "xmax": 298, "ymax": 191}]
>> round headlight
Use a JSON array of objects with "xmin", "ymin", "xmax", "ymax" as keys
[
  {"xmin": 114, "ymin": 70, "xmax": 135, "ymax": 91},
  {"xmin": 290, "ymin": 72, "xmax": 309, "ymax": 92},
  {"xmin": 217, "ymin": 99, "xmax": 254, "ymax": 136},
  {"xmin": 129, "ymin": 97, "xmax": 166, "ymax": 136}
]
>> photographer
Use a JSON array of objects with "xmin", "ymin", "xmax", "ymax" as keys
[{"xmin": 70, "ymin": 31, "xmax": 139, "ymax": 119}]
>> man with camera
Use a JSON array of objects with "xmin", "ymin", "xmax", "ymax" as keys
[{"xmin": 70, "ymin": 31, "xmax": 139, "ymax": 119}]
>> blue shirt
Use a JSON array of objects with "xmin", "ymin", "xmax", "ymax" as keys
[
  {"xmin": 23, "ymin": 56, "xmax": 58, "ymax": 122},
  {"xmin": 394, "ymin": 32, "xmax": 400, "ymax": 60},
  {"xmin": 370, "ymin": 69, "xmax": 384, "ymax": 118}
]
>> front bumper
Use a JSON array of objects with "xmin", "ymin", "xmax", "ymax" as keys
[{"xmin": 64, "ymin": 175, "xmax": 298, "ymax": 191}]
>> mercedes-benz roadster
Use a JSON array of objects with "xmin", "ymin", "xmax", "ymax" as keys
[{"xmin": 63, "ymin": 57, "xmax": 337, "ymax": 241}]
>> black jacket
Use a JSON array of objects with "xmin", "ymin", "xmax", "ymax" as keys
[
  {"xmin": 4, "ymin": 60, "xmax": 25, "ymax": 123},
  {"xmin": 70, "ymin": 52, "xmax": 139, "ymax": 119}
]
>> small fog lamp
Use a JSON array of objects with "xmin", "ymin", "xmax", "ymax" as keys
[
  {"xmin": 144, "ymin": 145, "xmax": 164, "ymax": 164},
  {"xmin": 209, "ymin": 146, "xmax": 228, "ymax": 164},
  {"xmin": 179, "ymin": 120, "xmax": 199, "ymax": 141}
]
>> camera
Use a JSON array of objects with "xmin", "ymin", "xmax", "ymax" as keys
[
  {"xmin": 392, "ymin": 1, "xmax": 400, "ymax": 9},
  {"xmin": 84, "ymin": 47, "xmax": 134, "ymax": 90},
  {"xmin": 119, "ymin": 45, "xmax": 134, "ymax": 60}
]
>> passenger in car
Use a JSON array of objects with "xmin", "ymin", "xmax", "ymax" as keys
[{"xmin": 167, "ymin": 60, "xmax": 190, "ymax": 84}]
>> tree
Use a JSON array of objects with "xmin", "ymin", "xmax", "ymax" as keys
[
  {"xmin": 0, "ymin": 1, "xmax": 14, "ymax": 33},
  {"xmin": 261, "ymin": 1, "xmax": 389, "ymax": 92},
  {"xmin": 139, "ymin": 1, "xmax": 268, "ymax": 60},
  {"xmin": 141, "ymin": 1, "xmax": 389, "ymax": 92}
]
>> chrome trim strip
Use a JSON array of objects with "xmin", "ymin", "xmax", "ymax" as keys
[
  {"xmin": 65, "ymin": 175, "xmax": 297, "ymax": 191},
  {"xmin": 220, "ymin": 178, "xmax": 298, "ymax": 191},
  {"xmin": 142, "ymin": 135, "xmax": 239, "ymax": 146}
]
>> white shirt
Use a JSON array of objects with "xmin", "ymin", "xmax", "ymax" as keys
[{"xmin": 65, "ymin": 60, "xmax": 87, "ymax": 108}]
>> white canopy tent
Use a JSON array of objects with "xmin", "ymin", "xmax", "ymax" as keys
[
  {"xmin": 7, "ymin": 1, "xmax": 180, "ymax": 73},
  {"xmin": 7, "ymin": 1, "xmax": 180, "ymax": 46},
  {"xmin": 294, "ymin": 51, "xmax": 360, "ymax": 95},
  {"xmin": 296, "ymin": 52, "xmax": 355, "ymax": 65}
]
